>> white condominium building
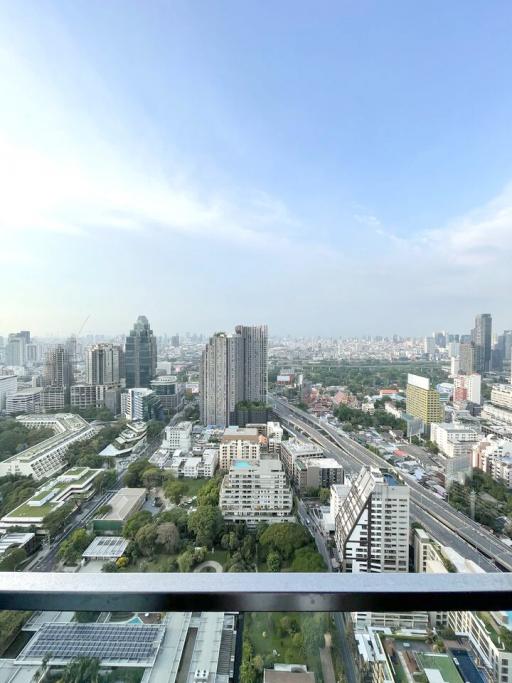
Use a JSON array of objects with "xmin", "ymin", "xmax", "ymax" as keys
[
  {"xmin": 473, "ymin": 436, "xmax": 512, "ymax": 487},
  {"xmin": 163, "ymin": 421, "xmax": 193, "ymax": 452},
  {"xmin": 0, "ymin": 374, "xmax": 18, "ymax": 410},
  {"xmin": 0, "ymin": 414, "xmax": 95, "ymax": 481},
  {"xmin": 6, "ymin": 387, "xmax": 43, "ymax": 415},
  {"xmin": 219, "ymin": 427, "xmax": 261, "ymax": 470},
  {"xmin": 279, "ymin": 437, "xmax": 323, "ymax": 480},
  {"xmin": 491, "ymin": 384, "xmax": 512, "ymax": 411},
  {"xmin": 335, "ymin": 466, "xmax": 410, "ymax": 573},
  {"xmin": 219, "ymin": 458, "xmax": 293, "ymax": 526},
  {"xmin": 430, "ymin": 422, "xmax": 480, "ymax": 458},
  {"xmin": 453, "ymin": 373, "xmax": 482, "ymax": 405}
]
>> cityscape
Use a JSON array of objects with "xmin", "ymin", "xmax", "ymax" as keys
[
  {"xmin": 2, "ymin": 2, "xmax": 512, "ymax": 683},
  {"xmin": 0, "ymin": 313, "xmax": 512, "ymax": 683}
]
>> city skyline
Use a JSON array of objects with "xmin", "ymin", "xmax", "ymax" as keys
[{"xmin": 1, "ymin": 2, "xmax": 512, "ymax": 335}]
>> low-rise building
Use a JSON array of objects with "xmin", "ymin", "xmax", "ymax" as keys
[
  {"xmin": 279, "ymin": 438, "xmax": 323, "ymax": 481},
  {"xmin": 294, "ymin": 457, "xmax": 344, "ymax": 493},
  {"xmin": 473, "ymin": 436, "xmax": 512, "ymax": 487},
  {"xmin": 219, "ymin": 459, "xmax": 293, "ymax": 526},
  {"xmin": 163, "ymin": 421, "xmax": 193, "ymax": 452},
  {"xmin": 0, "ymin": 532, "xmax": 37, "ymax": 560},
  {"xmin": 82, "ymin": 536, "xmax": 129, "ymax": 561},
  {"xmin": 150, "ymin": 376, "xmax": 185, "ymax": 412},
  {"xmin": 430, "ymin": 422, "xmax": 480, "ymax": 458},
  {"xmin": 0, "ymin": 413, "xmax": 96, "ymax": 480},
  {"xmin": 169, "ymin": 449, "xmax": 219, "ymax": 479},
  {"xmin": 100, "ymin": 421, "xmax": 147, "ymax": 458},
  {"xmin": 70, "ymin": 384, "xmax": 107, "ymax": 410},
  {"xmin": 6, "ymin": 387, "xmax": 43, "ymax": 415},
  {"xmin": 92, "ymin": 487, "xmax": 146, "ymax": 534},
  {"xmin": 0, "ymin": 467, "xmax": 102, "ymax": 532},
  {"xmin": 124, "ymin": 388, "xmax": 163, "ymax": 422}
]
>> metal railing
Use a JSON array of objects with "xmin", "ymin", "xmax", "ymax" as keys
[{"xmin": 1, "ymin": 572, "xmax": 512, "ymax": 613}]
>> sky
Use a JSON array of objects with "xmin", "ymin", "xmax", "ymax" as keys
[{"xmin": 1, "ymin": 1, "xmax": 512, "ymax": 338}]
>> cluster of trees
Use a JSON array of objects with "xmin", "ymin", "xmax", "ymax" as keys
[
  {"xmin": 0, "ymin": 419, "xmax": 54, "ymax": 460},
  {"xmin": 258, "ymin": 523, "xmax": 325, "ymax": 572},
  {"xmin": 304, "ymin": 487, "xmax": 330, "ymax": 504},
  {"xmin": 241, "ymin": 613, "xmax": 329, "ymax": 683},
  {"xmin": 0, "ymin": 546, "xmax": 27, "ymax": 571},
  {"xmin": 123, "ymin": 458, "xmax": 161, "ymax": 488},
  {"xmin": 0, "ymin": 474, "xmax": 37, "ymax": 517},
  {"xmin": 335, "ymin": 404, "xmax": 406, "ymax": 432},
  {"xmin": 448, "ymin": 470, "xmax": 510, "ymax": 531},
  {"xmin": 285, "ymin": 362, "xmax": 446, "ymax": 398},
  {"xmin": 58, "ymin": 528, "xmax": 94, "ymax": 565},
  {"xmin": 65, "ymin": 422, "xmax": 125, "ymax": 469}
]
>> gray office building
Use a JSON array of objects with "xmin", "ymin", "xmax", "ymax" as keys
[{"xmin": 125, "ymin": 316, "xmax": 157, "ymax": 389}]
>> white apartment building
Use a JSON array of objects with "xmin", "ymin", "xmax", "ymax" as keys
[
  {"xmin": 219, "ymin": 427, "xmax": 261, "ymax": 471},
  {"xmin": 453, "ymin": 373, "xmax": 481, "ymax": 405},
  {"xmin": 0, "ymin": 374, "xmax": 18, "ymax": 410},
  {"xmin": 430, "ymin": 422, "xmax": 480, "ymax": 458},
  {"xmin": 474, "ymin": 437, "xmax": 512, "ymax": 487},
  {"xmin": 70, "ymin": 384, "xmax": 107, "ymax": 410},
  {"xmin": 6, "ymin": 387, "xmax": 43, "ymax": 415},
  {"xmin": 491, "ymin": 384, "xmax": 512, "ymax": 411},
  {"xmin": 279, "ymin": 437, "xmax": 323, "ymax": 480},
  {"xmin": 482, "ymin": 403, "xmax": 512, "ymax": 426},
  {"xmin": 0, "ymin": 414, "xmax": 95, "ymax": 480},
  {"xmin": 163, "ymin": 421, "xmax": 193, "ymax": 452},
  {"xmin": 335, "ymin": 467, "xmax": 410, "ymax": 573},
  {"xmin": 219, "ymin": 458, "xmax": 293, "ymax": 526},
  {"xmin": 124, "ymin": 387, "xmax": 155, "ymax": 421},
  {"xmin": 169, "ymin": 449, "xmax": 218, "ymax": 479},
  {"xmin": 415, "ymin": 528, "xmax": 512, "ymax": 683}
]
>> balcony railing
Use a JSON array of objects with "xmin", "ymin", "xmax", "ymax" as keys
[{"xmin": 2, "ymin": 572, "xmax": 512, "ymax": 612}]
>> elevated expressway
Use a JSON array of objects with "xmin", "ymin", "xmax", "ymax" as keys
[{"xmin": 273, "ymin": 397, "xmax": 512, "ymax": 572}]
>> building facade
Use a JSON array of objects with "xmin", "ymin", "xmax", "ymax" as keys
[
  {"xmin": 85, "ymin": 343, "xmax": 124, "ymax": 386},
  {"xmin": 125, "ymin": 315, "xmax": 157, "ymax": 389},
  {"xmin": 405, "ymin": 374, "xmax": 444, "ymax": 426}
]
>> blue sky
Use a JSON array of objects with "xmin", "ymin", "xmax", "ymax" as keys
[{"xmin": 1, "ymin": 1, "xmax": 512, "ymax": 337}]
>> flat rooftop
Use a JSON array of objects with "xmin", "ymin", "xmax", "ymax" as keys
[
  {"xmin": 82, "ymin": 536, "xmax": 129, "ymax": 559},
  {"xmin": 99, "ymin": 487, "xmax": 146, "ymax": 521},
  {"xmin": 221, "ymin": 426, "xmax": 260, "ymax": 442},
  {"xmin": 18, "ymin": 622, "xmax": 165, "ymax": 666}
]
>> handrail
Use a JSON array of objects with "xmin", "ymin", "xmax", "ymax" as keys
[{"xmin": 1, "ymin": 572, "xmax": 512, "ymax": 612}]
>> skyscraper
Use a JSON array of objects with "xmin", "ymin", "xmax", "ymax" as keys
[
  {"xmin": 199, "ymin": 332, "xmax": 240, "ymax": 427},
  {"xmin": 235, "ymin": 324, "xmax": 268, "ymax": 404},
  {"xmin": 472, "ymin": 313, "xmax": 492, "ymax": 373},
  {"xmin": 199, "ymin": 324, "xmax": 269, "ymax": 427},
  {"xmin": 85, "ymin": 343, "xmax": 124, "ymax": 386},
  {"xmin": 459, "ymin": 342, "xmax": 482, "ymax": 375},
  {"xmin": 125, "ymin": 315, "xmax": 157, "ymax": 388},
  {"xmin": 5, "ymin": 334, "xmax": 26, "ymax": 366},
  {"xmin": 44, "ymin": 345, "xmax": 73, "ymax": 389}
]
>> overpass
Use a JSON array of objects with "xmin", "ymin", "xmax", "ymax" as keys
[{"xmin": 272, "ymin": 397, "xmax": 512, "ymax": 572}]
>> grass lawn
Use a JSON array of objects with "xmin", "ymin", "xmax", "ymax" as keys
[
  {"xmin": 206, "ymin": 549, "xmax": 229, "ymax": 567},
  {"xmin": 244, "ymin": 612, "xmax": 326, "ymax": 682},
  {"xmin": 180, "ymin": 479, "xmax": 210, "ymax": 497},
  {"xmin": 416, "ymin": 653, "xmax": 463, "ymax": 683}
]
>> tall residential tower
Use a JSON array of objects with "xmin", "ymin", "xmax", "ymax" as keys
[{"xmin": 125, "ymin": 315, "xmax": 157, "ymax": 389}]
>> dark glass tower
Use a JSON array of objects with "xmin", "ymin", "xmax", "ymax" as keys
[
  {"xmin": 125, "ymin": 315, "xmax": 157, "ymax": 388},
  {"xmin": 472, "ymin": 313, "xmax": 492, "ymax": 373}
]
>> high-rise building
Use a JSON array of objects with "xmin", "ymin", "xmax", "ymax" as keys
[
  {"xmin": 199, "ymin": 324, "xmax": 268, "ymax": 427},
  {"xmin": 235, "ymin": 324, "xmax": 268, "ymax": 404},
  {"xmin": 459, "ymin": 342, "xmax": 482, "ymax": 375},
  {"xmin": 85, "ymin": 343, "xmax": 124, "ymax": 386},
  {"xmin": 44, "ymin": 345, "xmax": 73, "ymax": 389},
  {"xmin": 125, "ymin": 316, "xmax": 157, "ymax": 389},
  {"xmin": 0, "ymin": 375, "xmax": 18, "ymax": 411},
  {"xmin": 472, "ymin": 313, "xmax": 492, "ymax": 373},
  {"xmin": 124, "ymin": 387, "xmax": 163, "ymax": 422},
  {"xmin": 423, "ymin": 336, "xmax": 435, "ymax": 356},
  {"xmin": 334, "ymin": 466, "xmax": 410, "ymax": 573},
  {"xmin": 405, "ymin": 374, "xmax": 444, "ymax": 425},
  {"xmin": 199, "ymin": 332, "xmax": 241, "ymax": 427},
  {"xmin": 5, "ymin": 334, "xmax": 26, "ymax": 366}
]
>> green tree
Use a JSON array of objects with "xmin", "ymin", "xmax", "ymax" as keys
[
  {"xmin": 135, "ymin": 523, "xmax": 158, "ymax": 557},
  {"xmin": 123, "ymin": 458, "xmax": 151, "ymax": 487},
  {"xmin": 44, "ymin": 502, "xmax": 74, "ymax": 538},
  {"xmin": 266, "ymin": 550, "xmax": 281, "ymax": 572},
  {"xmin": 58, "ymin": 529, "xmax": 93, "ymax": 565},
  {"xmin": 290, "ymin": 547, "xmax": 326, "ymax": 572},
  {"xmin": 177, "ymin": 549, "xmax": 194, "ymax": 572},
  {"xmin": 123, "ymin": 510, "xmax": 153, "ymax": 539},
  {"xmin": 188, "ymin": 506, "xmax": 224, "ymax": 547},
  {"xmin": 319, "ymin": 488, "xmax": 330, "ymax": 505},
  {"xmin": 156, "ymin": 522, "xmax": 180, "ymax": 553},
  {"xmin": 142, "ymin": 467, "xmax": 164, "ymax": 490},
  {"xmin": 0, "ymin": 547, "xmax": 26, "ymax": 571},
  {"xmin": 157, "ymin": 507, "xmax": 188, "ymax": 533},
  {"xmin": 259, "ymin": 523, "xmax": 309, "ymax": 561},
  {"xmin": 164, "ymin": 480, "xmax": 187, "ymax": 504},
  {"xmin": 196, "ymin": 478, "xmax": 221, "ymax": 506},
  {"xmin": 58, "ymin": 656, "xmax": 100, "ymax": 683}
]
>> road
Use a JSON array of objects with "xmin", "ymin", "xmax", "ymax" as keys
[{"xmin": 274, "ymin": 397, "xmax": 511, "ymax": 572}]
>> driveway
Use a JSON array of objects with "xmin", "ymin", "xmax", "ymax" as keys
[{"xmin": 193, "ymin": 560, "xmax": 223, "ymax": 573}]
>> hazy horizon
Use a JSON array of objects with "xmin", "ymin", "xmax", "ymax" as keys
[{"xmin": 1, "ymin": 1, "xmax": 511, "ymax": 336}]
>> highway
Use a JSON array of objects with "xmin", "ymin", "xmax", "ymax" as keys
[{"xmin": 273, "ymin": 397, "xmax": 512, "ymax": 572}]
